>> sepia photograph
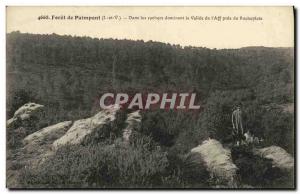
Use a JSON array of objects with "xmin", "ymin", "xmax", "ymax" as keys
[{"xmin": 6, "ymin": 6, "xmax": 295, "ymax": 189}]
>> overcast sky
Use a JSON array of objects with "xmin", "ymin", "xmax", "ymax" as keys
[{"xmin": 6, "ymin": 6, "xmax": 294, "ymax": 49}]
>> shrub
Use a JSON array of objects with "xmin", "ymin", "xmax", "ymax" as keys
[
  {"xmin": 262, "ymin": 107, "xmax": 294, "ymax": 153},
  {"xmin": 139, "ymin": 111, "xmax": 177, "ymax": 147},
  {"xmin": 139, "ymin": 110, "xmax": 204, "ymax": 154},
  {"xmin": 231, "ymin": 145, "xmax": 293, "ymax": 188},
  {"xmin": 160, "ymin": 151, "xmax": 210, "ymax": 188},
  {"xmin": 7, "ymin": 90, "xmax": 38, "ymax": 118},
  {"xmin": 20, "ymin": 137, "xmax": 168, "ymax": 188}
]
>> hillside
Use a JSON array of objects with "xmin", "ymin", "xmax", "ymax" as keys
[
  {"xmin": 7, "ymin": 32, "xmax": 293, "ymax": 117},
  {"xmin": 7, "ymin": 103, "xmax": 294, "ymax": 188}
]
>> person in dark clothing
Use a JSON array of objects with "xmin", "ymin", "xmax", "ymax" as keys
[{"xmin": 232, "ymin": 105, "xmax": 244, "ymax": 146}]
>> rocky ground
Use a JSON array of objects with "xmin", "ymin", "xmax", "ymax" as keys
[{"xmin": 6, "ymin": 103, "xmax": 295, "ymax": 188}]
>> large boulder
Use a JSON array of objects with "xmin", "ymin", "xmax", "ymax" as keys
[
  {"xmin": 13, "ymin": 102, "xmax": 44, "ymax": 120},
  {"xmin": 253, "ymin": 146, "xmax": 294, "ymax": 171},
  {"xmin": 7, "ymin": 102, "xmax": 44, "ymax": 129},
  {"xmin": 20, "ymin": 121, "xmax": 73, "ymax": 167},
  {"xmin": 53, "ymin": 104, "xmax": 121, "ymax": 149},
  {"xmin": 7, "ymin": 103, "xmax": 46, "ymax": 150},
  {"xmin": 23, "ymin": 121, "xmax": 73, "ymax": 146},
  {"xmin": 191, "ymin": 139, "xmax": 238, "ymax": 186}
]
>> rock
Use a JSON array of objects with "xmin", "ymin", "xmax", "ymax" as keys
[
  {"xmin": 13, "ymin": 102, "xmax": 44, "ymax": 120},
  {"xmin": 7, "ymin": 102, "xmax": 44, "ymax": 129},
  {"xmin": 7, "ymin": 121, "xmax": 71, "ymax": 188},
  {"xmin": 8, "ymin": 121, "xmax": 73, "ymax": 175},
  {"xmin": 7, "ymin": 118, "xmax": 16, "ymax": 128},
  {"xmin": 123, "ymin": 110, "xmax": 141, "ymax": 142},
  {"xmin": 191, "ymin": 138, "xmax": 238, "ymax": 186},
  {"xmin": 253, "ymin": 146, "xmax": 294, "ymax": 171},
  {"xmin": 23, "ymin": 121, "xmax": 73, "ymax": 145},
  {"xmin": 53, "ymin": 104, "xmax": 121, "ymax": 149},
  {"xmin": 7, "ymin": 104, "xmax": 121, "ymax": 188}
]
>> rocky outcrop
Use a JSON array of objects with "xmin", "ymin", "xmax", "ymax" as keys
[
  {"xmin": 7, "ymin": 121, "xmax": 73, "ymax": 188},
  {"xmin": 123, "ymin": 110, "xmax": 142, "ymax": 142},
  {"xmin": 53, "ymin": 104, "xmax": 121, "ymax": 149},
  {"xmin": 7, "ymin": 103, "xmax": 44, "ymax": 129},
  {"xmin": 7, "ymin": 102, "xmax": 294, "ymax": 188},
  {"xmin": 7, "ymin": 103, "xmax": 122, "ymax": 188},
  {"xmin": 191, "ymin": 139, "xmax": 238, "ymax": 186},
  {"xmin": 20, "ymin": 121, "xmax": 72, "ymax": 167},
  {"xmin": 254, "ymin": 146, "xmax": 294, "ymax": 171},
  {"xmin": 13, "ymin": 103, "xmax": 44, "ymax": 120},
  {"xmin": 23, "ymin": 121, "xmax": 73, "ymax": 146}
]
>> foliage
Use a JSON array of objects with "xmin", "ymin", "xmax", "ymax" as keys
[
  {"xmin": 231, "ymin": 145, "xmax": 294, "ymax": 188},
  {"xmin": 20, "ymin": 138, "xmax": 168, "ymax": 188},
  {"xmin": 7, "ymin": 32, "xmax": 293, "ymax": 122}
]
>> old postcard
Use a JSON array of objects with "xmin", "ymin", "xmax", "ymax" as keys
[{"xmin": 6, "ymin": 6, "xmax": 295, "ymax": 189}]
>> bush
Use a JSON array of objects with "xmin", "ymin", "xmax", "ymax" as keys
[
  {"xmin": 231, "ymin": 145, "xmax": 293, "ymax": 188},
  {"xmin": 20, "ymin": 137, "xmax": 169, "ymax": 188},
  {"xmin": 7, "ymin": 90, "xmax": 38, "ymax": 118},
  {"xmin": 140, "ymin": 110, "xmax": 205, "ymax": 154},
  {"xmin": 139, "ymin": 111, "xmax": 178, "ymax": 147},
  {"xmin": 262, "ymin": 107, "xmax": 294, "ymax": 153},
  {"xmin": 158, "ymin": 150, "xmax": 210, "ymax": 188},
  {"xmin": 7, "ymin": 114, "xmax": 45, "ymax": 150}
]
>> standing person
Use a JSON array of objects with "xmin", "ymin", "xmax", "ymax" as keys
[{"xmin": 232, "ymin": 105, "xmax": 244, "ymax": 146}]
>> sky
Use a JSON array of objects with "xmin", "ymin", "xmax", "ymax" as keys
[{"xmin": 6, "ymin": 6, "xmax": 294, "ymax": 48}]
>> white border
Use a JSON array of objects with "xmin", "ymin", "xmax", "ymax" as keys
[{"xmin": 1, "ymin": 0, "xmax": 298, "ymax": 193}]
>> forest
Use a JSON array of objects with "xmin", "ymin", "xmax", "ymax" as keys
[{"xmin": 6, "ymin": 31, "xmax": 294, "ymax": 188}]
